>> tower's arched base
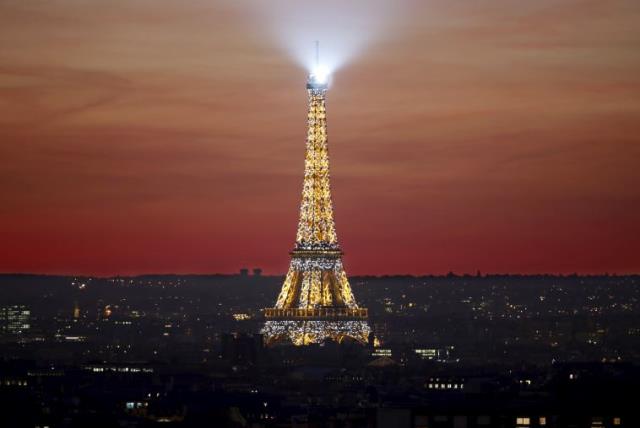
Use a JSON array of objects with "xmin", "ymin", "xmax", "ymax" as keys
[{"xmin": 261, "ymin": 319, "xmax": 370, "ymax": 346}]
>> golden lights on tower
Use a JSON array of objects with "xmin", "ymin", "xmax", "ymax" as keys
[{"xmin": 261, "ymin": 46, "xmax": 371, "ymax": 346}]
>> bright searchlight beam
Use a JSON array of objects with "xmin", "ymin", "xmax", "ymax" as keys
[{"xmin": 255, "ymin": 0, "xmax": 403, "ymax": 75}]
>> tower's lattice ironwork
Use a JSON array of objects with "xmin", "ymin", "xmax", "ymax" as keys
[{"xmin": 261, "ymin": 71, "xmax": 370, "ymax": 346}]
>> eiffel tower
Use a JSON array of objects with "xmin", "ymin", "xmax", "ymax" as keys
[{"xmin": 261, "ymin": 49, "xmax": 371, "ymax": 346}]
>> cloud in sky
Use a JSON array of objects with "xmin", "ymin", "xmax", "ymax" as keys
[{"xmin": 0, "ymin": 0, "xmax": 639, "ymax": 275}]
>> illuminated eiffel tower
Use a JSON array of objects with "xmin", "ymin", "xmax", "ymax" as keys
[{"xmin": 261, "ymin": 48, "xmax": 371, "ymax": 346}]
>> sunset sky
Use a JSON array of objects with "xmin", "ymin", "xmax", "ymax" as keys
[{"xmin": 1, "ymin": 0, "xmax": 639, "ymax": 276}]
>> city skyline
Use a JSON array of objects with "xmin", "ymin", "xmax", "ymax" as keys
[
  {"xmin": 0, "ymin": 2, "xmax": 639, "ymax": 426},
  {"xmin": 1, "ymin": 0, "xmax": 640, "ymax": 276}
]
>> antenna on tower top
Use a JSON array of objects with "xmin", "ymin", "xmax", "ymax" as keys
[{"xmin": 307, "ymin": 41, "xmax": 329, "ymax": 89}]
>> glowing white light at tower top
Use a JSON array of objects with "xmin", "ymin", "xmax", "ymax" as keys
[
  {"xmin": 307, "ymin": 42, "xmax": 331, "ymax": 89},
  {"xmin": 309, "ymin": 65, "xmax": 330, "ymax": 86}
]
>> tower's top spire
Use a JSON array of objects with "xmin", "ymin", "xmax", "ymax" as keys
[{"xmin": 307, "ymin": 41, "xmax": 329, "ymax": 90}]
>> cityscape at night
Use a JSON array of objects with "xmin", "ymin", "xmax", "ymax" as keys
[
  {"xmin": 1, "ymin": 0, "xmax": 639, "ymax": 427},
  {"xmin": 1, "ymin": 273, "xmax": 639, "ymax": 426}
]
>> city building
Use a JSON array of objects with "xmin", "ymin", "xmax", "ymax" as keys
[{"xmin": 0, "ymin": 305, "xmax": 30, "ymax": 335}]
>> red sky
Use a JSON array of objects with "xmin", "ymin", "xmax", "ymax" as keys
[{"xmin": 1, "ymin": 1, "xmax": 639, "ymax": 276}]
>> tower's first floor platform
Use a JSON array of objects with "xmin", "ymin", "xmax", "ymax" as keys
[
  {"xmin": 261, "ymin": 318, "xmax": 371, "ymax": 346},
  {"xmin": 263, "ymin": 307, "xmax": 368, "ymax": 320}
]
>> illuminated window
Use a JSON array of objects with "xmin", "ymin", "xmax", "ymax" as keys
[
  {"xmin": 613, "ymin": 418, "xmax": 621, "ymax": 426},
  {"xmin": 539, "ymin": 416, "xmax": 547, "ymax": 425},
  {"xmin": 516, "ymin": 417, "xmax": 530, "ymax": 426}
]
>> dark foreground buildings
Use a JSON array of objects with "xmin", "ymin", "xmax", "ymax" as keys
[{"xmin": 0, "ymin": 273, "xmax": 638, "ymax": 427}]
